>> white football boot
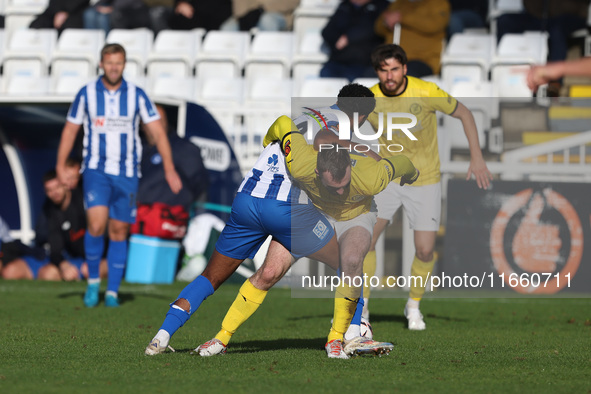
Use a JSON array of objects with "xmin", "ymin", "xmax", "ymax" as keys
[
  {"xmin": 194, "ymin": 338, "xmax": 227, "ymax": 356},
  {"xmin": 404, "ymin": 305, "xmax": 426, "ymax": 330}
]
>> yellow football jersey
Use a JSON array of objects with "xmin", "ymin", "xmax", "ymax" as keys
[
  {"xmin": 265, "ymin": 116, "xmax": 418, "ymax": 221},
  {"xmin": 369, "ymin": 76, "xmax": 457, "ymax": 186}
]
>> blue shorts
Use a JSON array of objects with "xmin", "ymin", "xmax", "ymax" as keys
[
  {"xmin": 216, "ymin": 192, "xmax": 334, "ymax": 260},
  {"xmin": 83, "ymin": 169, "xmax": 138, "ymax": 223},
  {"xmin": 22, "ymin": 255, "xmax": 51, "ymax": 279}
]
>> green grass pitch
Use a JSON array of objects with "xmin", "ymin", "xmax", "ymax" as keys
[{"xmin": 0, "ymin": 280, "xmax": 589, "ymax": 393}]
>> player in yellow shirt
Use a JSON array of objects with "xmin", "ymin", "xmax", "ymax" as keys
[
  {"xmin": 361, "ymin": 44, "xmax": 492, "ymax": 330},
  {"xmin": 196, "ymin": 114, "xmax": 419, "ymax": 358}
]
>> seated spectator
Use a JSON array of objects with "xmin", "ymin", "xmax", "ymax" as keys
[
  {"xmin": 145, "ymin": 0, "xmax": 174, "ymax": 35},
  {"xmin": 220, "ymin": 0, "xmax": 299, "ymax": 32},
  {"xmin": 320, "ymin": 0, "xmax": 389, "ymax": 81},
  {"xmin": 34, "ymin": 171, "xmax": 108, "ymax": 281},
  {"xmin": 375, "ymin": 0, "xmax": 450, "ymax": 77},
  {"xmin": 496, "ymin": 0, "xmax": 589, "ymax": 63},
  {"xmin": 0, "ymin": 216, "xmax": 60, "ymax": 281},
  {"xmin": 138, "ymin": 105, "xmax": 209, "ymax": 212},
  {"xmin": 448, "ymin": 0, "xmax": 488, "ymax": 38},
  {"xmin": 30, "ymin": 0, "xmax": 90, "ymax": 34},
  {"xmin": 110, "ymin": 0, "xmax": 151, "ymax": 30},
  {"xmin": 170, "ymin": 0, "xmax": 232, "ymax": 31},
  {"xmin": 83, "ymin": 0, "xmax": 113, "ymax": 35}
]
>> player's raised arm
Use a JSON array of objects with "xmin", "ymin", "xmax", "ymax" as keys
[{"xmin": 450, "ymin": 102, "xmax": 492, "ymax": 190}]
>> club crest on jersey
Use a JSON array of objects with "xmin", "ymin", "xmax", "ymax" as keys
[{"xmin": 267, "ymin": 154, "xmax": 279, "ymax": 172}]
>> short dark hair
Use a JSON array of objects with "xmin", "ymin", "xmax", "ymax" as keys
[
  {"xmin": 371, "ymin": 44, "xmax": 407, "ymax": 70},
  {"xmin": 317, "ymin": 146, "xmax": 351, "ymax": 183},
  {"xmin": 336, "ymin": 83, "xmax": 376, "ymax": 118},
  {"xmin": 43, "ymin": 170, "xmax": 58, "ymax": 184},
  {"xmin": 101, "ymin": 43, "xmax": 126, "ymax": 62}
]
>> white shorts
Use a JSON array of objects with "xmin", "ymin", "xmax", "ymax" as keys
[
  {"xmin": 374, "ymin": 182, "xmax": 441, "ymax": 231},
  {"xmin": 327, "ymin": 205, "xmax": 378, "ymax": 241}
]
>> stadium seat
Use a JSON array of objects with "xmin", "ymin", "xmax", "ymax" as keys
[
  {"xmin": 1, "ymin": 28, "xmax": 57, "ymax": 77},
  {"xmin": 296, "ymin": 77, "xmax": 348, "ymax": 98},
  {"xmin": 491, "ymin": 64, "xmax": 534, "ymax": 98},
  {"xmin": 293, "ymin": 0, "xmax": 336, "ymax": 44},
  {"xmin": 492, "ymin": 31, "xmax": 548, "ymax": 67},
  {"xmin": 244, "ymin": 77, "xmax": 292, "ymax": 109},
  {"xmin": 352, "ymin": 78, "xmax": 379, "ymax": 88},
  {"xmin": 51, "ymin": 74, "xmax": 94, "ymax": 97},
  {"xmin": 292, "ymin": 30, "xmax": 328, "ymax": 85},
  {"xmin": 150, "ymin": 76, "xmax": 195, "ymax": 101},
  {"xmin": 146, "ymin": 29, "xmax": 204, "ymax": 78},
  {"xmin": 194, "ymin": 31, "xmax": 250, "ymax": 78},
  {"xmin": 292, "ymin": 62, "xmax": 323, "ymax": 87},
  {"xmin": 4, "ymin": 75, "xmax": 50, "ymax": 96},
  {"xmin": 194, "ymin": 76, "xmax": 245, "ymax": 109},
  {"xmin": 106, "ymin": 28, "xmax": 154, "ymax": 78},
  {"xmin": 244, "ymin": 31, "xmax": 294, "ymax": 78},
  {"xmin": 2, "ymin": 58, "xmax": 47, "ymax": 89},
  {"xmin": 51, "ymin": 29, "xmax": 105, "ymax": 77},
  {"xmin": 194, "ymin": 60, "xmax": 238, "ymax": 78},
  {"xmin": 3, "ymin": 0, "xmax": 48, "ymax": 42},
  {"xmin": 441, "ymin": 32, "xmax": 494, "ymax": 88}
]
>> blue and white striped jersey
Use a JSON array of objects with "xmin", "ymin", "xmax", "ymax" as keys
[
  {"xmin": 238, "ymin": 143, "xmax": 308, "ymax": 203},
  {"xmin": 237, "ymin": 106, "xmax": 340, "ymax": 203},
  {"xmin": 67, "ymin": 77, "xmax": 160, "ymax": 178}
]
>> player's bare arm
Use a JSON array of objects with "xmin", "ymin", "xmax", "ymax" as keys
[
  {"xmin": 450, "ymin": 102, "xmax": 492, "ymax": 190},
  {"xmin": 56, "ymin": 121, "xmax": 81, "ymax": 187},
  {"xmin": 143, "ymin": 120, "xmax": 183, "ymax": 194}
]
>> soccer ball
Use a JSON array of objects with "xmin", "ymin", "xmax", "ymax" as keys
[{"xmin": 360, "ymin": 317, "xmax": 373, "ymax": 339}]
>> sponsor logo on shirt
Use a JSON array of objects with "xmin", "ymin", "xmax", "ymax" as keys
[
  {"xmin": 267, "ymin": 154, "xmax": 279, "ymax": 173},
  {"xmin": 313, "ymin": 220, "xmax": 329, "ymax": 240}
]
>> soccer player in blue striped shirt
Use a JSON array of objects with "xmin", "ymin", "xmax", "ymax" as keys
[{"xmin": 56, "ymin": 43, "xmax": 182, "ymax": 308}]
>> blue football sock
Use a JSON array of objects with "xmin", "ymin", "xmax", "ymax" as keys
[
  {"xmin": 350, "ymin": 286, "xmax": 364, "ymax": 326},
  {"xmin": 84, "ymin": 233, "xmax": 104, "ymax": 280},
  {"xmin": 160, "ymin": 275, "xmax": 215, "ymax": 336},
  {"xmin": 106, "ymin": 240, "xmax": 127, "ymax": 294}
]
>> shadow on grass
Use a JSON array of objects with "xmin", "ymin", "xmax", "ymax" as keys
[
  {"xmin": 370, "ymin": 312, "xmax": 468, "ymax": 326},
  {"xmin": 218, "ymin": 337, "xmax": 327, "ymax": 355},
  {"xmin": 58, "ymin": 291, "xmax": 171, "ymax": 304},
  {"xmin": 171, "ymin": 337, "xmax": 326, "ymax": 355}
]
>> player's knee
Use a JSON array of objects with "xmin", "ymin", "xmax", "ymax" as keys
[
  {"xmin": 415, "ymin": 248, "xmax": 434, "ymax": 262},
  {"xmin": 258, "ymin": 264, "xmax": 283, "ymax": 288},
  {"xmin": 38, "ymin": 266, "xmax": 61, "ymax": 281},
  {"xmin": 61, "ymin": 269, "xmax": 79, "ymax": 281},
  {"xmin": 173, "ymin": 298, "xmax": 191, "ymax": 312},
  {"xmin": 1, "ymin": 264, "xmax": 19, "ymax": 279},
  {"xmin": 87, "ymin": 223, "xmax": 105, "ymax": 237}
]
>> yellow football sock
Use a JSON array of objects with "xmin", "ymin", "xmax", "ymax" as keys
[
  {"xmin": 409, "ymin": 253, "xmax": 437, "ymax": 301},
  {"xmin": 363, "ymin": 250, "xmax": 376, "ymax": 299},
  {"xmin": 214, "ymin": 279, "xmax": 267, "ymax": 345},
  {"xmin": 328, "ymin": 284, "xmax": 359, "ymax": 342}
]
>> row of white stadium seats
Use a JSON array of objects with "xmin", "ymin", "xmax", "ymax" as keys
[
  {"xmin": 0, "ymin": 28, "xmax": 332, "ymax": 80},
  {"xmin": 0, "ymin": 28, "xmax": 549, "ymax": 97},
  {"xmin": 0, "ymin": 71, "xmax": 541, "ymax": 104}
]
